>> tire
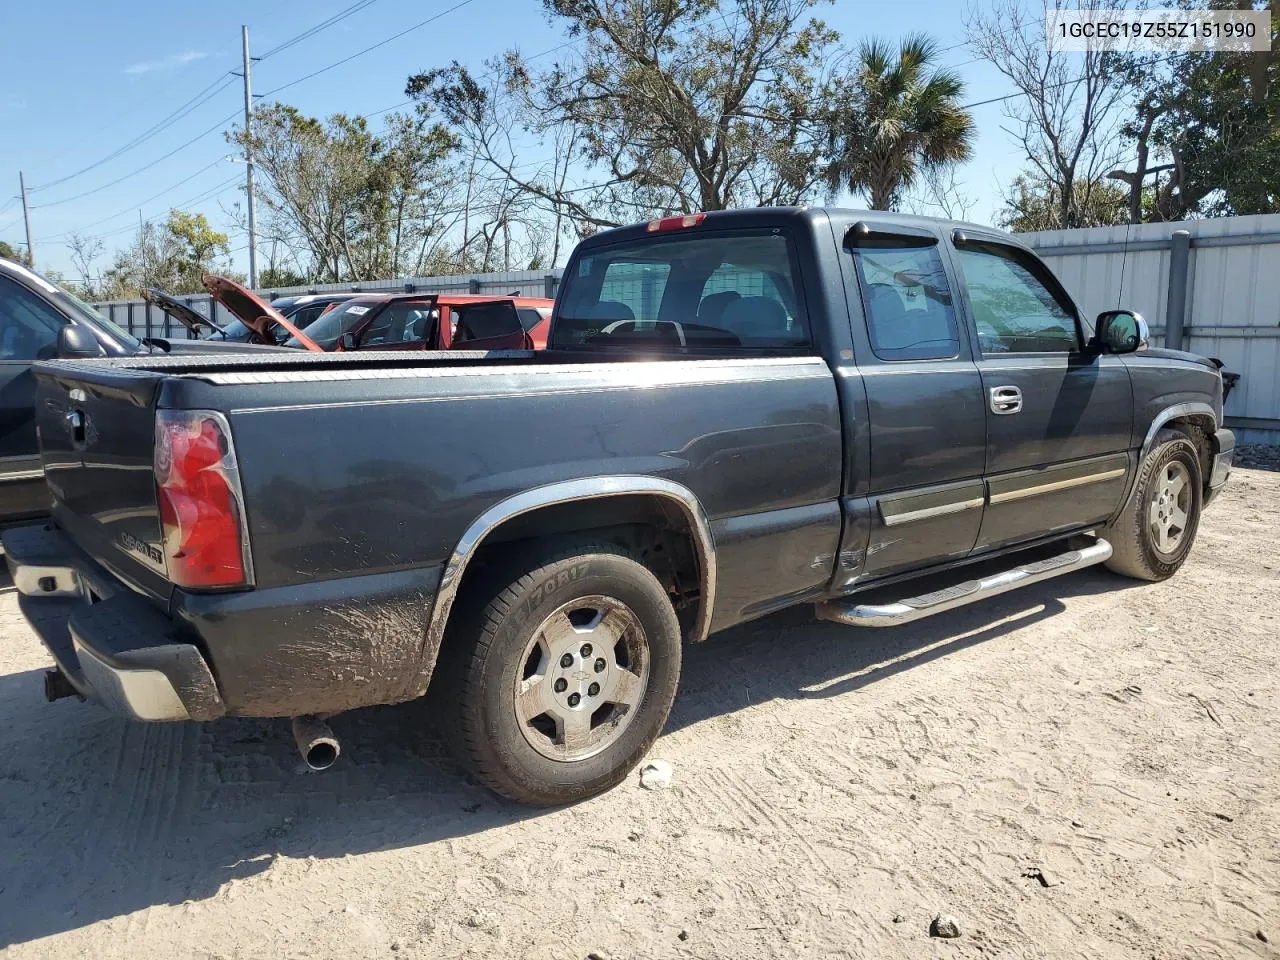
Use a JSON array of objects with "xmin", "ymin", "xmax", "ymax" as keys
[
  {"xmin": 1101, "ymin": 428, "xmax": 1203, "ymax": 582},
  {"xmin": 438, "ymin": 542, "xmax": 682, "ymax": 806}
]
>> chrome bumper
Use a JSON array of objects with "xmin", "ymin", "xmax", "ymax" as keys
[{"xmin": 3, "ymin": 525, "xmax": 225, "ymax": 722}]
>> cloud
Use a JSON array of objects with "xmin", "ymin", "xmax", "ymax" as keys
[{"xmin": 123, "ymin": 50, "xmax": 209, "ymax": 75}]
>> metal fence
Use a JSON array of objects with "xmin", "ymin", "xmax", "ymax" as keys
[
  {"xmin": 93, "ymin": 269, "xmax": 564, "ymax": 341},
  {"xmin": 1022, "ymin": 214, "xmax": 1280, "ymax": 443}
]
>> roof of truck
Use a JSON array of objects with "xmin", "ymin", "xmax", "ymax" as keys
[{"xmin": 576, "ymin": 206, "xmax": 1022, "ymax": 251}]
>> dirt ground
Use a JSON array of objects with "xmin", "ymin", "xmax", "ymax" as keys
[{"xmin": 1, "ymin": 472, "xmax": 1278, "ymax": 960}]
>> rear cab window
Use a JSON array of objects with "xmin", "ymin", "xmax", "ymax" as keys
[
  {"xmin": 554, "ymin": 232, "xmax": 809, "ymax": 352},
  {"xmin": 847, "ymin": 235, "xmax": 960, "ymax": 362}
]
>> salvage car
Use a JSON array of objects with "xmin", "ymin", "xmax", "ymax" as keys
[
  {"xmin": 283, "ymin": 292, "xmax": 554, "ymax": 351},
  {"xmin": 4, "ymin": 209, "xmax": 1234, "ymax": 806},
  {"xmin": 0, "ymin": 261, "xmax": 291, "ymax": 527},
  {"xmin": 205, "ymin": 293, "xmax": 358, "ymax": 344}
]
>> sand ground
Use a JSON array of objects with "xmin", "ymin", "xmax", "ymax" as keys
[{"xmin": 1, "ymin": 470, "xmax": 1277, "ymax": 959}]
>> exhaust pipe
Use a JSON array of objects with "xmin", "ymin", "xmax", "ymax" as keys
[{"xmin": 291, "ymin": 715, "xmax": 340, "ymax": 771}]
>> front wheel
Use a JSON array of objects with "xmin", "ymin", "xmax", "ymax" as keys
[
  {"xmin": 440, "ymin": 542, "xmax": 682, "ymax": 806},
  {"xmin": 1101, "ymin": 428, "xmax": 1203, "ymax": 582}
]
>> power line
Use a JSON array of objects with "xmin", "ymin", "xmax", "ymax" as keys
[
  {"xmin": 44, "ymin": 159, "xmax": 228, "ymax": 239},
  {"xmin": 30, "ymin": 75, "xmax": 237, "ymax": 193},
  {"xmin": 260, "ymin": 0, "xmax": 477, "ymax": 98},
  {"xmin": 258, "ymin": 0, "xmax": 383, "ymax": 58},
  {"xmin": 32, "ymin": 108, "xmax": 242, "ymax": 210}
]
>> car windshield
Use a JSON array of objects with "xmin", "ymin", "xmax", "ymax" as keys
[
  {"xmin": 286, "ymin": 299, "xmax": 376, "ymax": 348},
  {"xmin": 56, "ymin": 290, "xmax": 143, "ymax": 350},
  {"xmin": 207, "ymin": 317, "xmax": 252, "ymax": 341}
]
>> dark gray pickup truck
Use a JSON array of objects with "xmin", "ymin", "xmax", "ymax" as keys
[{"xmin": 4, "ymin": 209, "xmax": 1234, "ymax": 805}]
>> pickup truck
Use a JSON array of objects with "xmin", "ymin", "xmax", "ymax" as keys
[{"xmin": 3, "ymin": 208, "xmax": 1234, "ymax": 806}]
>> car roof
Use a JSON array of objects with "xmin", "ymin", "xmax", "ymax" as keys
[{"xmin": 575, "ymin": 206, "xmax": 1021, "ymax": 252}]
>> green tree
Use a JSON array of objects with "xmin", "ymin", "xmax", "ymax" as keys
[
  {"xmin": 231, "ymin": 104, "xmax": 462, "ymax": 282},
  {"xmin": 0, "ymin": 240, "xmax": 30, "ymax": 265},
  {"xmin": 411, "ymin": 0, "xmax": 838, "ymax": 231},
  {"xmin": 1113, "ymin": 2, "xmax": 1280, "ymax": 220},
  {"xmin": 100, "ymin": 209, "xmax": 231, "ymax": 298},
  {"xmin": 998, "ymin": 175, "xmax": 1128, "ymax": 233},
  {"xmin": 823, "ymin": 34, "xmax": 973, "ymax": 211}
]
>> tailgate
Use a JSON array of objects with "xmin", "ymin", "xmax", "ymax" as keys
[{"xmin": 34, "ymin": 361, "xmax": 171, "ymax": 602}]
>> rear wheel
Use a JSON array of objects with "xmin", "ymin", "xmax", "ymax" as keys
[
  {"xmin": 440, "ymin": 542, "xmax": 681, "ymax": 805},
  {"xmin": 1101, "ymin": 428, "xmax": 1203, "ymax": 581}
]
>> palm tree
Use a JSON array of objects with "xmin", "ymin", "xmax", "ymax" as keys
[{"xmin": 825, "ymin": 35, "xmax": 974, "ymax": 211}]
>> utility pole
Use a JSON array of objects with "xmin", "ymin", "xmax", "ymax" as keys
[
  {"xmin": 241, "ymin": 25, "xmax": 258, "ymax": 288},
  {"xmin": 19, "ymin": 171, "xmax": 33, "ymax": 268}
]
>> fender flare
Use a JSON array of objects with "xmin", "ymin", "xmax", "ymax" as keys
[{"xmin": 426, "ymin": 476, "xmax": 718, "ymax": 651}]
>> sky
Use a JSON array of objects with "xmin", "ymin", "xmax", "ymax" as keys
[{"xmin": 0, "ymin": 0, "xmax": 1039, "ymax": 280}]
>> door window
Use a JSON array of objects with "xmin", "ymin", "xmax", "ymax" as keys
[
  {"xmin": 0, "ymin": 276, "xmax": 65, "ymax": 361},
  {"xmin": 849, "ymin": 239, "xmax": 959, "ymax": 361},
  {"xmin": 955, "ymin": 243, "xmax": 1080, "ymax": 354},
  {"xmin": 361, "ymin": 302, "xmax": 436, "ymax": 346},
  {"xmin": 452, "ymin": 302, "xmax": 522, "ymax": 343}
]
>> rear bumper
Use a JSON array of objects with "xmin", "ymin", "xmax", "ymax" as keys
[
  {"xmin": 1206, "ymin": 428, "xmax": 1235, "ymax": 505},
  {"xmin": 3, "ymin": 524, "xmax": 225, "ymax": 721}
]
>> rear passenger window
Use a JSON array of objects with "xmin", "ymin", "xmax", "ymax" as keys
[
  {"xmin": 0, "ymin": 275, "xmax": 64, "ymax": 362},
  {"xmin": 849, "ymin": 238, "xmax": 959, "ymax": 361},
  {"xmin": 554, "ymin": 232, "xmax": 808, "ymax": 351}
]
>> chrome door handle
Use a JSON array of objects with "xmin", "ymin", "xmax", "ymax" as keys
[{"xmin": 989, "ymin": 385, "xmax": 1023, "ymax": 415}]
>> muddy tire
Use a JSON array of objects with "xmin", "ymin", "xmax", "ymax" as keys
[
  {"xmin": 1101, "ymin": 428, "xmax": 1203, "ymax": 582},
  {"xmin": 439, "ymin": 542, "xmax": 681, "ymax": 806}
]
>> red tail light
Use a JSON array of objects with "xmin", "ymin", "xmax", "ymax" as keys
[{"xmin": 154, "ymin": 410, "xmax": 252, "ymax": 589}]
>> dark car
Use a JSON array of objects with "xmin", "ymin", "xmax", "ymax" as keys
[
  {"xmin": 0, "ymin": 261, "xmax": 291, "ymax": 526},
  {"xmin": 4, "ymin": 208, "xmax": 1235, "ymax": 808}
]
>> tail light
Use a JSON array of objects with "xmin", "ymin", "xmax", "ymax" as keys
[
  {"xmin": 154, "ymin": 410, "xmax": 253, "ymax": 589},
  {"xmin": 646, "ymin": 213, "xmax": 705, "ymax": 233}
]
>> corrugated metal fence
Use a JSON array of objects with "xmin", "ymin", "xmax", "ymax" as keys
[
  {"xmin": 94, "ymin": 269, "xmax": 563, "ymax": 341},
  {"xmin": 1022, "ymin": 214, "xmax": 1280, "ymax": 442},
  {"xmin": 94, "ymin": 216, "xmax": 1280, "ymax": 440}
]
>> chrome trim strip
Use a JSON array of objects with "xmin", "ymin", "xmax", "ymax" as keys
[
  {"xmin": 0, "ymin": 469, "xmax": 45, "ymax": 483},
  {"xmin": 881, "ymin": 497, "xmax": 984, "ymax": 527},
  {"xmin": 1140, "ymin": 401, "xmax": 1218, "ymax": 459},
  {"xmin": 426, "ymin": 477, "xmax": 718, "ymax": 650},
  {"xmin": 988, "ymin": 467, "xmax": 1127, "ymax": 505},
  {"xmin": 817, "ymin": 539, "xmax": 1113, "ymax": 628}
]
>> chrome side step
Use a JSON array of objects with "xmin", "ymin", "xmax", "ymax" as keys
[{"xmin": 816, "ymin": 539, "xmax": 1112, "ymax": 628}]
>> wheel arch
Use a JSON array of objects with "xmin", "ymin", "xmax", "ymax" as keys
[
  {"xmin": 426, "ymin": 477, "xmax": 718, "ymax": 653},
  {"xmin": 1140, "ymin": 401, "xmax": 1218, "ymax": 461}
]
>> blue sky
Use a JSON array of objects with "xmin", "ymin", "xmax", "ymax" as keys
[{"xmin": 0, "ymin": 0, "xmax": 1034, "ymax": 279}]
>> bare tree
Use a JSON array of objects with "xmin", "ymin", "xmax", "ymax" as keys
[
  {"xmin": 903, "ymin": 165, "xmax": 977, "ymax": 221},
  {"xmin": 966, "ymin": 0, "xmax": 1130, "ymax": 229},
  {"xmin": 411, "ymin": 0, "xmax": 837, "ymax": 232},
  {"xmin": 66, "ymin": 232, "xmax": 104, "ymax": 294}
]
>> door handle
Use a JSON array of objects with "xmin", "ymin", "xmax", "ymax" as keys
[{"xmin": 989, "ymin": 385, "xmax": 1023, "ymax": 415}]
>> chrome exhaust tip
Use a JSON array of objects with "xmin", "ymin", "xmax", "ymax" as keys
[{"xmin": 291, "ymin": 715, "xmax": 340, "ymax": 771}]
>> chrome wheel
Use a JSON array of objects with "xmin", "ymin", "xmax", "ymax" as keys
[
  {"xmin": 514, "ymin": 595, "xmax": 650, "ymax": 762},
  {"xmin": 1148, "ymin": 460, "xmax": 1192, "ymax": 554}
]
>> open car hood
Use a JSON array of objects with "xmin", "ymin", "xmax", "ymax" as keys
[
  {"xmin": 201, "ymin": 273, "xmax": 323, "ymax": 352},
  {"xmin": 143, "ymin": 288, "xmax": 225, "ymax": 337}
]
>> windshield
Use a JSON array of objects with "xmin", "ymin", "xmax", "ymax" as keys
[
  {"xmin": 286, "ymin": 299, "xmax": 376, "ymax": 349},
  {"xmin": 56, "ymin": 291, "xmax": 143, "ymax": 350}
]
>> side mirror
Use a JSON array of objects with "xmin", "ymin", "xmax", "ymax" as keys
[
  {"xmin": 1094, "ymin": 310, "xmax": 1149, "ymax": 355},
  {"xmin": 56, "ymin": 324, "xmax": 105, "ymax": 359},
  {"xmin": 339, "ymin": 332, "xmax": 358, "ymax": 351}
]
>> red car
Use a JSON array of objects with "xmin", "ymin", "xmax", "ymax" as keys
[{"xmin": 284, "ymin": 293, "xmax": 554, "ymax": 352}]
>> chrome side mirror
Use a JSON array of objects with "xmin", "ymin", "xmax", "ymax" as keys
[{"xmin": 1095, "ymin": 310, "xmax": 1149, "ymax": 354}]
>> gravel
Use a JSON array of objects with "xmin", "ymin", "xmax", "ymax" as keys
[{"xmin": 1235, "ymin": 444, "xmax": 1280, "ymax": 471}]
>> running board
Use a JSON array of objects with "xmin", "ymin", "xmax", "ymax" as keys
[{"xmin": 816, "ymin": 539, "xmax": 1113, "ymax": 628}]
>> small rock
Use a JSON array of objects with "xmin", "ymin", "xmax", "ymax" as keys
[
  {"xmin": 1023, "ymin": 867, "xmax": 1060, "ymax": 888},
  {"xmin": 678, "ymin": 930, "xmax": 690, "ymax": 941},
  {"xmin": 640, "ymin": 759, "xmax": 674, "ymax": 790},
  {"xmin": 587, "ymin": 952, "xmax": 612, "ymax": 960},
  {"xmin": 390, "ymin": 943, "xmax": 400, "ymax": 952},
  {"xmin": 930, "ymin": 914, "xmax": 961, "ymax": 939},
  {"xmin": 1257, "ymin": 929, "xmax": 1270, "ymax": 944},
  {"xmin": 892, "ymin": 913, "xmax": 906, "ymax": 924},
  {"xmin": 1212, "ymin": 812, "xmax": 1234, "ymax": 822},
  {"xmin": 1071, "ymin": 819, "xmax": 1084, "ymax": 828}
]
